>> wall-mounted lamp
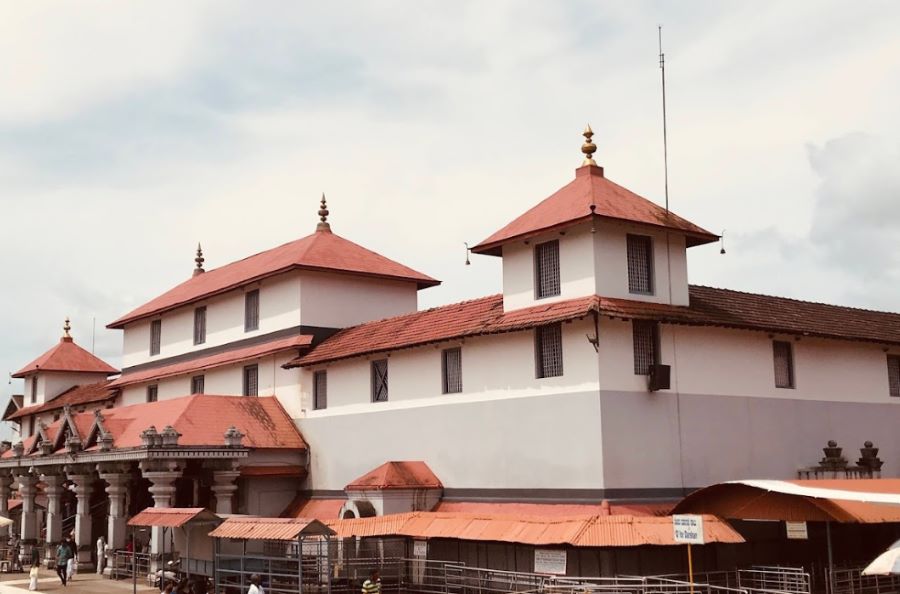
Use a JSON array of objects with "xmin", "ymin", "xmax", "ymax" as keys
[
  {"xmin": 720, "ymin": 230, "xmax": 726, "ymax": 255},
  {"xmin": 464, "ymin": 242, "xmax": 471, "ymax": 266}
]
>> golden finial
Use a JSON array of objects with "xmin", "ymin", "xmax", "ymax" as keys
[
  {"xmin": 316, "ymin": 193, "xmax": 331, "ymax": 232},
  {"xmin": 63, "ymin": 317, "xmax": 71, "ymax": 339},
  {"xmin": 581, "ymin": 124, "xmax": 598, "ymax": 167},
  {"xmin": 193, "ymin": 243, "xmax": 205, "ymax": 276}
]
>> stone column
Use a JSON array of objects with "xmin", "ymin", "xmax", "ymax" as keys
[
  {"xmin": 41, "ymin": 472, "xmax": 66, "ymax": 565},
  {"xmin": 17, "ymin": 473, "xmax": 39, "ymax": 564},
  {"xmin": 67, "ymin": 471, "xmax": 96, "ymax": 569},
  {"xmin": 98, "ymin": 465, "xmax": 131, "ymax": 552},
  {"xmin": 0, "ymin": 473, "xmax": 13, "ymax": 540},
  {"xmin": 210, "ymin": 468, "xmax": 241, "ymax": 515},
  {"xmin": 140, "ymin": 461, "xmax": 182, "ymax": 562}
]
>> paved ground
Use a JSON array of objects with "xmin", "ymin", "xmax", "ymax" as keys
[{"xmin": 0, "ymin": 570, "xmax": 156, "ymax": 594}]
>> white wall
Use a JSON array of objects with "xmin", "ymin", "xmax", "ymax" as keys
[{"xmin": 299, "ymin": 271, "xmax": 418, "ymax": 328}]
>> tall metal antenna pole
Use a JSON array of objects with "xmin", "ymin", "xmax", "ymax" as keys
[{"xmin": 659, "ymin": 25, "xmax": 669, "ymax": 214}]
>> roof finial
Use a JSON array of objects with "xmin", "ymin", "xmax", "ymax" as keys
[
  {"xmin": 581, "ymin": 124, "xmax": 598, "ymax": 167},
  {"xmin": 193, "ymin": 243, "xmax": 205, "ymax": 276},
  {"xmin": 316, "ymin": 193, "xmax": 331, "ymax": 232},
  {"xmin": 63, "ymin": 317, "xmax": 71, "ymax": 340}
]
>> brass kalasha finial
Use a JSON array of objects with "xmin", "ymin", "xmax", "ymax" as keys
[
  {"xmin": 581, "ymin": 124, "xmax": 598, "ymax": 167},
  {"xmin": 316, "ymin": 193, "xmax": 331, "ymax": 232},
  {"xmin": 63, "ymin": 317, "xmax": 71, "ymax": 339},
  {"xmin": 193, "ymin": 243, "xmax": 205, "ymax": 276}
]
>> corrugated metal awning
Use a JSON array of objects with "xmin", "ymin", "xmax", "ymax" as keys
[
  {"xmin": 128, "ymin": 507, "xmax": 221, "ymax": 528},
  {"xmin": 209, "ymin": 517, "xmax": 336, "ymax": 541}
]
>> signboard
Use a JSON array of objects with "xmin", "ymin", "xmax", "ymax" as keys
[
  {"xmin": 786, "ymin": 521, "xmax": 808, "ymax": 540},
  {"xmin": 534, "ymin": 549, "xmax": 567, "ymax": 575},
  {"xmin": 673, "ymin": 514, "xmax": 705, "ymax": 545},
  {"xmin": 413, "ymin": 540, "xmax": 428, "ymax": 558}
]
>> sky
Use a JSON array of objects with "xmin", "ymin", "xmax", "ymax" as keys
[{"xmin": 1, "ymin": 1, "xmax": 899, "ymax": 423}]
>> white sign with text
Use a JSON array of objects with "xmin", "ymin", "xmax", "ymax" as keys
[
  {"xmin": 534, "ymin": 549, "xmax": 567, "ymax": 575},
  {"xmin": 786, "ymin": 521, "xmax": 808, "ymax": 540},
  {"xmin": 673, "ymin": 514, "xmax": 705, "ymax": 544}
]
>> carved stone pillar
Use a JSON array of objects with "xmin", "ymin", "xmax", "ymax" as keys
[
  {"xmin": 17, "ymin": 473, "xmax": 39, "ymax": 564},
  {"xmin": 140, "ymin": 461, "xmax": 182, "ymax": 560},
  {"xmin": 67, "ymin": 471, "xmax": 96, "ymax": 568},
  {"xmin": 41, "ymin": 472, "xmax": 66, "ymax": 564},
  {"xmin": 211, "ymin": 468, "xmax": 241, "ymax": 515},
  {"xmin": 0, "ymin": 473, "xmax": 13, "ymax": 539},
  {"xmin": 99, "ymin": 465, "xmax": 131, "ymax": 552}
]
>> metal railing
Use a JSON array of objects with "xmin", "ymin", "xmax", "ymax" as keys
[
  {"xmin": 111, "ymin": 551, "xmax": 153, "ymax": 582},
  {"xmin": 826, "ymin": 565, "xmax": 900, "ymax": 594}
]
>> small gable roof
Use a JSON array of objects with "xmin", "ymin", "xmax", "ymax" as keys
[
  {"xmin": 346, "ymin": 461, "xmax": 442, "ymax": 491},
  {"xmin": 13, "ymin": 337, "xmax": 118, "ymax": 378},
  {"xmin": 6, "ymin": 381, "xmax": 116, "ymax": 421}
]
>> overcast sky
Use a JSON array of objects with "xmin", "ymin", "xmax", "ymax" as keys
[{"xmin": 1, "ymin": 1, "xmax": 899, "ymax": 422}]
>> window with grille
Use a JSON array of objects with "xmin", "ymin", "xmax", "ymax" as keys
[
  {"xmin": 535, "ymin": 323, "xmax": 563, "ymax": 378},
  {"xmin": 627, "ymin": 234, "xmax": 654, "ymax": 294},
  {"xmin": 147, "ymin": 384, "xmax": 158, "ymax": 403},
  {"xmin": 442, "ymin": 348, "xmax": 463, "ymax": 394},
  {"xmin": 773, "ymin": 340, "xmax": 795, "ymax": 389},
  {"xmin": 30, "ymin": 378, "xmax": 37, "ymax": 404},
  {"xmin": 245, "ymin": 289, "xmax": 260, "ymax": 332},
  {"xmin": 534, "ymin": 240, "xmax": 561, "ymax": 299},
  {"xmin": 887, "ymin": 355, "xmax": 900, "ymax": 397},
  {"xmin": 313, "ymin": 370, "xmax": 327, "ymax": 410},
  {"xmin": 632, "ymin": 320, "xmax": 659, "ymax": 375},
  {"xmin": 243, "ymin": 364, "xmax": 259, "ymax": 396},
  {"xmin": 150, "ymin": 319, "xmax": 162, "ymax": 356},
  {"xmin": 193, "ymin": 307, "xmax": 207, "ymax": 345},
  {"xmin": 371, "ymin": 359, "xmax": 389, "ymax": 402},
  {"xmin": 191, "ymin": 375, "xmax": 205, "ymax": 395}
]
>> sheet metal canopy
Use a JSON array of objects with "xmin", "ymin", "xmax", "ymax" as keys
[
  {"xmin": 128, "ymin": 507, "xmax": 221, "ymax": 528},
  {"xmin": 674, "ymin": 479, "xmax": 900, "ymax": 523},
  {"xmin": 209, "ymin": 517, "xmax": 335, "ymax": 541}
]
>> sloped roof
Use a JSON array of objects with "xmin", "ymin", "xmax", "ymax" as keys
[
  {"xmin": 209, "ymin": 517, "xmax": 335, "ymax": 541},
  {"xmin": 433, "ymin": 501, "xmax": 674, "ymax": 518},
  {"xmin": 109, "ymin": 229, "xmax": 439, "ymax": 329},
  {"xmin": 473, "ymin": 165, "xmax": 718, "ymax": 256},
  {"xmin": 280, "ymin": 496, "xmax": 346, "ymax": 521},
  {"xmin": 6, "ymin": 381, "xmax": 116, "ymax": 421},
  {"xmin": 13, "ymin": 337, "xmax": 118, "ymax": 378},
  {"xmin": 110, "ymin": 334, "xmax": 313, "ymax": 388},
  {"xmin": 327, "ymin": 511, "xmax": 743, "ymax": 547},
  {"xmin": 128, "ymin": 507, "xmax": 220, "ymax": 528},
  {"xmin": 291, "ymin": 285, "xmax": 900, "ymax": 367},
  {"xmin": 346, "ymin": 461, "xmax": 442, "ymax": 491}
]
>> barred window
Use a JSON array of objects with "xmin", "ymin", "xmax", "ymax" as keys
[
  {"xmin": 627, "ymin": 234, "xmax": 654, "ymax": 294},
  {"xmin": 245, "ymin": 289, "xmax": 260, "ymax": 332},
  {"xmin": 150, "ymin": 319, "xmax": 162, "ymax": 356},
  {"xmin": 773, "ymin": 340, "xmax": 795, "ymax": 389},
  {"xmin": 632, "ymin": 320, "xmax": 659, "ymax": 375},
  {"xmin": 146, "ymin": 384, "xmax": 158, "ymax": 403},
  {"xmin": 534, "ymin": 240, "xmax": 561, "ymax": 299},
  {"xmin": 535, "ymin": 323, "xmax": 563, "ymax": 378},
  {"xmin": 30, "ymin": 377, "xmax": 37, "ymax": 404},
  {"xmin": 191, "ymin": 375, "xmax": 205, "ymax": 395},
  {"xmin": 243, "ymin": 364, "xmax": 259, "ymax": 396},
  {"xmin": 371, "ymin": 360, "xmax": 389, "ymax": 402},
  {"xmin": 193, "ymin": 307, "xmax": 207, "ymax": 345},
  {"xmin": 887, "ymin": 355, "xmax": 900, "ymax": 397},
  {"xmin": 442, "ymin": 348, "xmax": 463, "ymax": 394},
  {"xmin": 313, "ymin": 370, "xmax": 327, "ymax": 410}
]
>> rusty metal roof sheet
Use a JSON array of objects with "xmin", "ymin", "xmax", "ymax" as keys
[
  {"xmin": 128, "ymin": 507, "xmax": 220, "ymax": 528},
  {"xmin": 209, "ymin": 517, "xmax": 336, "ymax": 541}
]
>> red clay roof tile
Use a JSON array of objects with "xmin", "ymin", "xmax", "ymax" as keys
[
  {"xmin": 108, "ymin": 230, "xmax": 439, "ymax": 329},
  {"xmin": 6, "ymin": 381, "xmax": 116, "ymax": 421},
  {"xmin": 346, "ymin": 461, "xmax": 442, "ymax": 491},
  {"xmin": 13, "ymin": 337, "xmax": 118, "ymax": 378},
  {"xmin": 472, "ymin": 165, "xmax": 718, "ymax": 255}
]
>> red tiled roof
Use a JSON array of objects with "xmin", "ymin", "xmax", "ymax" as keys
[
  {"xmin": 13, "ymin": 337, "xmax": 118, "ymax": 378},
  {"xmin": 209, "ymin": 517, "xmax": 335, "ymax": 541},
  {"xmin": 110, "ymin": 334, "xmax": 313, "ymax": 388},
  {"xmin": 6, "ymin": 381, "xmax": 116, "ymax": 421},
  {"xmin": 472, "ymin": 165, "xmax": 718, "ymax": 256},
  {"xmin": 280, "ymin": 496, "xmax": 346, "ymax": 521},
  {"xmin": 433, "ymin": 501, "xmax": 674, "ymax": 518},
  {"xmin": 291, "ymin": 285, "xmax": 900, "ymax": 366},
  {"xmin": 109, "ymin": 230, "xmax": 439, "ymax": 329},
  {"xmin": 128, "ymin": 507, "xmax": 219, "ymax": 528},
  {"xmin": 346, "ymin": 461, "xmax": 442, "ymax": 491}
]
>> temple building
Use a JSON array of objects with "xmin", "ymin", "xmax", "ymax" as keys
[{"xmin": 2, "ymin": 128, "xmax": 900, "ymax": 570}]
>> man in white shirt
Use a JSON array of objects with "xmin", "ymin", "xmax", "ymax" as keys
[{"xmin": 248, "ymin": 573, "xmax": 264, "ymax": 594}]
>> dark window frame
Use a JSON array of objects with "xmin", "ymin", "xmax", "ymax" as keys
[
  {"xmin": 626, "ymin": 234, "xmax": 654, "ymax": 295},
  {"xmin": 534, "ymin": 240, "xmax": 561, "ymax": 299},
  {"xmin": 30, "ymin": 377, "xmax": 37, "ymax": 404},
  {"xmin": 244, "ymin": 289, "xmax": 260, "ymax": 332},
  {"xmin": 632, "ymin": 320, "xmax": 660, "ymax": 375},
  {"xmin": 191, "ymin": 375, "xmax": 205, "ymax": 395},
  {"xmin": 193, "ymin": 306, "xmax": 207, "ymax": 345},
  {"xmin": 150, "ymin": 319, "xmax": 162, "ymax": 356},
  {"xmin": 243, "ymin": 364, "xmax": 259, "ymax": 397},
  {"xmin": 887, "ymin": 355, "xmax": 900, "ymax": 397},
  {"xmin": 535, "ymin": 323, "xmax": 564, "ymax": 379},
  {"xmin": 442, "ymin": 347, "xmax": 463, "ymax": 394},
  {"xmin": 146, "ymin": 384, "xmax": 158, "ymax": 403},
  {"xmin": 773, "ymin": 340, "xmax": 796, "ymax": 389},
  {"xmin": 371, "ymin": 359, "xmax": 389, "ymax": 402},
  {"xmin": 313, "ymin": 370, "xmax": 327, "ymax": 410}
]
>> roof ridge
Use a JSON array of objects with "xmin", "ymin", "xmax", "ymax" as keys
[
  {"xmin": 327, "ymin": 294, "xmax": 503, "ymax": 334},
  {"xmin": 691, "ymin": 284, "xmax": 900, "ymax": 317}
]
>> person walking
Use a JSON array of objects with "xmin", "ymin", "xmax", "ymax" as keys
[
  {"xmin": 56, "ymin": 541, "xmax": 72, "ymax": 586},
  {"xmin": 248, "ymin": 573, "xmax": 265, "ymax": 594},
  {"xmin": 28, "ymin": 563, "xmax": 39, "ymax": 591},
  {"xmin": 362, "ymin": 569, "xmax": 381, "ymax": 594}
]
